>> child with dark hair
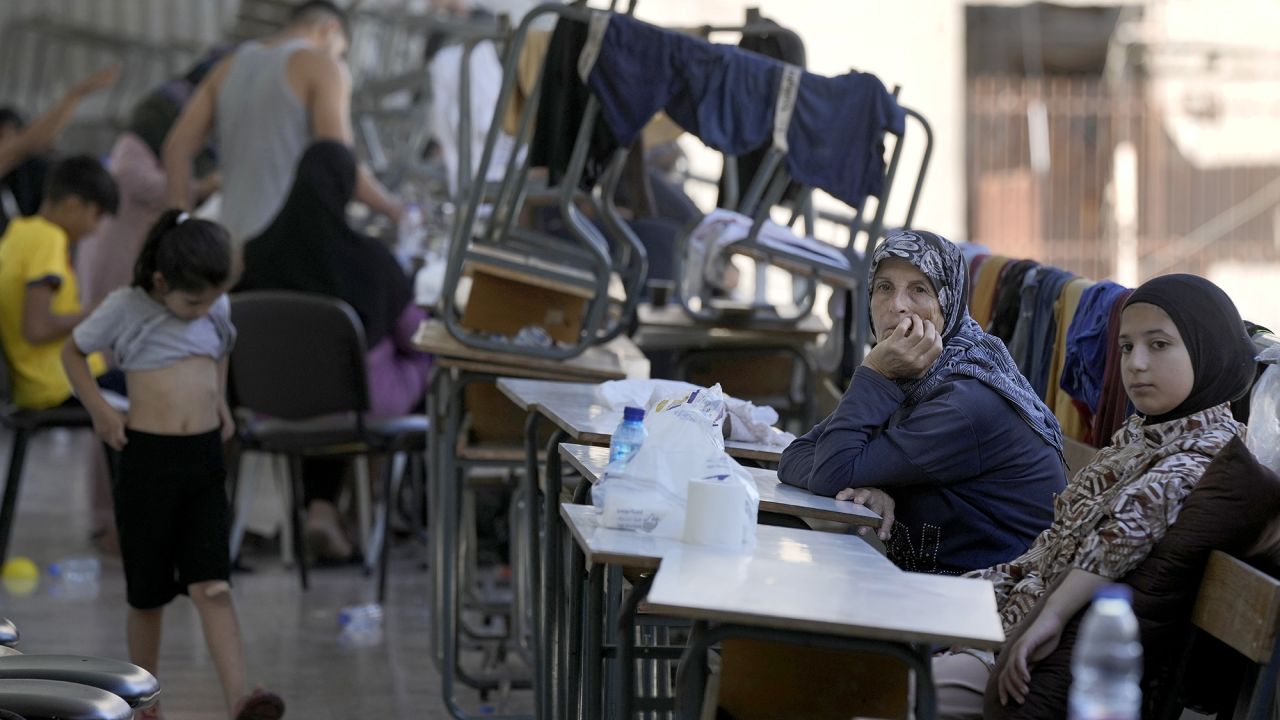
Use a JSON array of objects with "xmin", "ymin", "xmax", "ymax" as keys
[
  {"xmin": 0, "ymin": 153, "xmax": 120, "ymax": 410},
  {"xmin": 62, "ymin": 210, "xmax": 284, "ymax": 720},
  {"xmin": 0, "ymin": 65, "xmax": 119, "ymax": 233}
]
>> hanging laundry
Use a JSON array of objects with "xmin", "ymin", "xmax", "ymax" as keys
[
  {"xmin": 718, "ymin": 15, "xmax": 806, "ymax": 209},
  {"xmin": 1046, "ymin": 278, "xmax": 1094, "ymax": 441},
  {"xmin": 1060, "ymin": 281, "xmax": 1131, "ymax": 416},
  {"xmin": 1007, "ymin": 266, "xmax": 1041, "ymax": 372},
  {"xmin": 969, "ymin": 255, "xmax": 1010, "ymax": 329},
  {"xmin": 1026, "ymin": 267, "xmax": 1076, "ymax": 398},
  {"xmin": 580, "ymin": 12, "xmax": 904, "ymax": 210},
  {"xmin": 989, "ymin": 259, "xmax": 1038, "ymax": 342},
  {"xmin": 502, "ymin": 29, "xmax": 552, "ymax": 136},
  {"xmin": 1093, "ymin": 289, "xmax": 1136, "ymax": 445},
  {"xmin": 967, "ymin": 252, "xmax": 990, "ymax": 292},
  {"xmin": 529, "ymin": 17, "xmax": 618, "ymax": 189}
]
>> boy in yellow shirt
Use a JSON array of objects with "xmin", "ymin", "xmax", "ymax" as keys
[{"xmin": 0, "ymin": 154, "xmax": 120, "ymax": 408}]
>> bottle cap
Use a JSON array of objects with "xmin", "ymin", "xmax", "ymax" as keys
[
  {"xmin": 623, "ymin": 406, "xmax": 645, "ymax": 422},
  {"xmin": 1094, "ymin": 584, "xmax": 1132, "ymax": 603}
]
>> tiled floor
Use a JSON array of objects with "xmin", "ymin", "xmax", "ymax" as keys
[{"xmin": 0, "ymin": 428, "xmax": 533, "ymax": 719}]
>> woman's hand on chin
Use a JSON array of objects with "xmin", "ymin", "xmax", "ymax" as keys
[{"xmin": 863, "ymin": 315, "xmax": 943, "ymax": 380}]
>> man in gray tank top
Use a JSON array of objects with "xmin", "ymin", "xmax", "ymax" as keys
[{"xmin": 163, "ymin": 1, "xmax": 402, "ymax": 261}]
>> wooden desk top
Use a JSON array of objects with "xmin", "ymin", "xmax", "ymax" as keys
[
  {"xmin": 637, "ymin": 304, "xmax": 829, "ymax": 336},
  {"xmin": 558, "ymin": 443, "xmax": 879, "ymax": 528},
  {"xmin": 560, "ymin": 503, "xmax": 891, "ymax": 573},
  {"xmin": 634, "ymin": 304, "xmax": 829, "ymax": 351},
  {"xmin": 413, "ymin": 320, "xmax": 643, "ymax": 382},
  {"xmin": 497, "ymin": 379, "xmax": 784, "ymax": 461},
  {"xmin": 496, "ymin": 377, "xmax": 602, "ymax": 413},
  {"xmin": 645, "ymin": 537, "xmax": 1005, "ymax": 649}
]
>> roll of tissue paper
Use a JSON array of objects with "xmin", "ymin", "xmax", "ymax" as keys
[{"xmin": 682, "ymin": 478, "xmax": 749, "ymax": 550}]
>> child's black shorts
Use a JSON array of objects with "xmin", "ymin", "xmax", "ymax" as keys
[{"xmin": 114, "ymin": 428, "xmax": 230, "ymax": 610}]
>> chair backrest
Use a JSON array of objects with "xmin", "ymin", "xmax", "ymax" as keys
[
  {"xmin": 228, "ymin": 291, "xmax": 370, "ymax": 421},
  {"xmin": 1192, "ymin": 551, "xmax": 1280, "ymax": 665}
]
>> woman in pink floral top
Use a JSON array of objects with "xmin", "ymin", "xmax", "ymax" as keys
[{"xmin": 933, "ymin": 274, "xmax": 1258, "ymax": 719}]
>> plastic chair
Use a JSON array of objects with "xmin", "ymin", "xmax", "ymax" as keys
[
  {"xmin": 0, "ymin": 345, "xmax": 106, "ymax": 568},
  {"xmin": 0, "ymin": 619, "xmax": 16, "ymax": 648},
  {"xmin": 227, "ymin": 292, "xmax": 428, "ymax": 602},
  {"xmin": 0, "ymin": 656, "xmax": 158, "ymax": 711},
  {"xmin": 0, "ymin": 679, "xmax": 131, "ymax": 720}
]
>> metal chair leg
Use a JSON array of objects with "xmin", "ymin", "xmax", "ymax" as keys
[
  {"xmin": 0, "ymin": 429, "xmax": 31, "ymax": 566},
  {"xmin": 378, "ymin": 451, "xmax": 395, "ymax": 604},
  {"xmin": 287, "ymin": 455, "xmax": 309, "ymax": 590}
]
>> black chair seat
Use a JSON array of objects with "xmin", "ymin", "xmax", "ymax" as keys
[
  {"xmin": 0, "ymin": 406, "xmax": 93, "ymax": 432},
  {"xmin": 241, "ymin": 414, "xmax": 428, "ymax": 454},
  {"xmin": 0, "ymin": 656, "xmax": 158, "ymax": 709},
  {"xmin": 369, "ymin": 415, "xmax": 429, "ymax": 449},
  {"xmin": 0, "ymin": 678, "xmax": 132, "ymax": 720},
  {"xmin": 0, "ymin": 618, "xmax": 16, "ymax": 647}
]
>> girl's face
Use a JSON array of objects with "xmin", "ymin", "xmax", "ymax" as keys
[
  {"xmin": 152, "ymin": 272, "xmax": 224, "ymax": 321},
  {"xmin": 1118, "ymin": 302, "xmax": 1195, "ymax": 418},
  {"xmin": 870, "ymin": 258, "xmax": 944, "ymax": 341}
]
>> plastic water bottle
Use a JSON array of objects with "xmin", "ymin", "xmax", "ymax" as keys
[
  {"xmin": 1069, "ymin": 585, "xmax": 1143, "ymax": 720},
  {"xmin": 608, "ymin": 407, "xmax": 647, "ymax": 464},
  {"xmin": 338, "ymin": 602, "xmax": 383, "ymax": 632},
  {"xmin": 397, "ymin": 204, "xmax": 426, "ymax": 256},
  {"xmin": 337, "ymin": 602, "xmax": 384, "ymax": 647},
  {"xmin": 48, "ymin": 556, "xmax": 100, "ymax": 584}
]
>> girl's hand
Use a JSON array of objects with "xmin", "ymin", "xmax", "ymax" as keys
[
  {"xmin": 91, "ymin": 407, "xmax": 128, "ymax": 450},
  {"xmin": 835, "ymin": 487, "xmax": 895, "ymax": 540},
  {"xmin": 997, "ymin": 611, "xmax": 1064, "ymax": 706},
  {"xmin": 218, "ymin": 401, "xmax": 236, "ymax": 443}
]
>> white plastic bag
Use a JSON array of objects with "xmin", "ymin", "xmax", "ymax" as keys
[
  {"xmin": 1247, "ymin": 346, "xmax": 1280, "ymax": 473},
  {"xmin": 592, "ymin": 386, "xmax": 758, "ymax": 549},
  {"xmin": 596, "ymin": 380, "xmax": 796, "ymax": 448}
]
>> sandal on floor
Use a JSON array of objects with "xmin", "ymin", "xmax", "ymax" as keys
[{"xmin": 234, "ymin": 689, "xmax": 285, "ymax": 720}]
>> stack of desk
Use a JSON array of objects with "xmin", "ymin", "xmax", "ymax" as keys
[
  {"xmin": 419, "ymin": 341, "xmax": 1006, "ymax": 720},
  {"xmin": 632, "ymin": 304, "xmax": 829, "ymax": 427},
  {"xmin": 497, "ymin": 377, "xmax": 889, "ymax": 718},
  {"xmin": 412, "ymin": 320, "xmax": 644, "ymax": 720},
  {"xmin": 554, "ymin": 443, "xmax": 1003, "ymax": 720}
]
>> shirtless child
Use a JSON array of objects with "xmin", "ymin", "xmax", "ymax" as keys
[{"xmin": 62, "ymin": 210, "xmax": 283, "ymax": 720}]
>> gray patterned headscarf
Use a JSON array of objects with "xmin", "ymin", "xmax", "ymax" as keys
[{"xmin": 870, "ymin": 230, "xmax": 1064, "ymax": 453}]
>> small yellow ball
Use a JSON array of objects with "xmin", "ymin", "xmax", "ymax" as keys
[
  {"xmin": 1, "ymin": 557, "xmax": 37, "ymax": 581},
  {"xmin": 2, "ymin": 557, "xmax": 39, "ymax": 596}
]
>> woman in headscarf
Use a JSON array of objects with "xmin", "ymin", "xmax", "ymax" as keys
[
  {"xmin": 75, "ymin": 47, "xmax": 230, "ymax": 307},
  {"xmin": 779, "ymin": 230, "xmax": 1067, "ymax": 575},
  {"xmin": 236, "ymin": 139, "xmax": 432, "ymax": 561},
  {"xmin": 936, "ymin": 274, "xmax": 1256, "ymax": 719}
]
